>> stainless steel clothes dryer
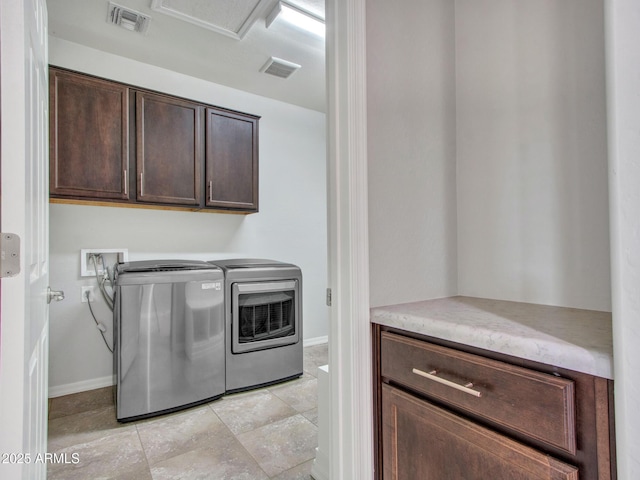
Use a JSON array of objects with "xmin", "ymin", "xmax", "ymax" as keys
[
  {"xmin": 210, "ymin": 259, "xmax": 303, "ymax": 392},
  {"xmin": 114, "ymin": 260, "xmax": 225, "ymax": 421}
]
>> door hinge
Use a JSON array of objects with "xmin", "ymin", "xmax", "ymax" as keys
[
  {"xmin": 326, "ymin": 288, "xmax": 332, "ymax": 307},
  {"xmin": 0, "ymin": 233, "xmax": 20, "ymax": 278}
]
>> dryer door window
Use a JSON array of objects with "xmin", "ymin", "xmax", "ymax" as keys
[{"xmin": 231, "ymin": 280, "xmax": 300, "ymax": 353}]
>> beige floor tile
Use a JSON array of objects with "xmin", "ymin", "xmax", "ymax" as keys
[
  {"xmin": 149, "ymin": 443, "xmax": 269, "ymax": 480},
  {"xmin": 271, "ymin": 459, "xmax": 315, "ymax": 480},
  {"xmin": 136, "ymin": 405, "xmax": 230, "ymax": 466},
  {"xmin": 303, "ymin": 344, "xmax": 328, "ymax": 378},
  {"xmin": 49, "ymin": 386, "xmax": 114, "ymax": 420},
  {"xmin": 209, "ymin": 389, "xmax": 297, "ymax": 435},
  {"xmin": 301, "ymin": 408, "xmax": 318, "ymax": 426},
  {"xmin": 48, "ymin": 345, "xmax": 323, "ymax": 479},
  {"xmin": 269, "ymin": 377, "xmax": 318, "ymax": 414},
  {"xmin": 47, "ymin": 428, "xmax": 149, "ymax": 480},
  {"xmin": 48, "ymin": 405, "xmax": 130, "ymax": 452},
  {"xmin": 236, "ymin": 415, "xmax": 317, "ymax": 478}
]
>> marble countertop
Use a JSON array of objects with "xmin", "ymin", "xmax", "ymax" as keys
[{"xmin": 371, "ymin": 296, "xmax": 614, "ymax": 379}]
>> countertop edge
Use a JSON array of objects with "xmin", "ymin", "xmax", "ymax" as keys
[{"xmin": 371, "ymin": 297, "xmax": 614, "ymax": 380}]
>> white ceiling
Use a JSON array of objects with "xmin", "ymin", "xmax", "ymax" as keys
[{"xmin": 46, "ymin": 0, "xmax": 326, "ymax": 112}]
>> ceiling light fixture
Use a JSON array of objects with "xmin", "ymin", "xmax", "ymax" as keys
[{"xmin": 266, "ymin": 1, "xmax": 325, "ymax": 38}]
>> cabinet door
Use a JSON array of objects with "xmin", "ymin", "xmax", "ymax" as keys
[
  {"xmin": 49, "ymin": 69, "xmax": 129, "ymax": 199},
  {"xmin": 205, "ymin": 108, "xmax": 258, "ymax": 211},
  {"xmin": 382, "ymin": 384, "xmax": 578, "ymax": 480},
  {"xmin": 136, "ymin": 91, "xmax": 202, "ymax": 205}
]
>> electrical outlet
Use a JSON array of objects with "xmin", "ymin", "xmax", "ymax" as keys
[
  {"xmin": 81, "ymin": 286, "xmax": 96, "ymax": 303},
  {"xmin": 80, "ymin": 248, "xmax": 128, "ymax": 277}
]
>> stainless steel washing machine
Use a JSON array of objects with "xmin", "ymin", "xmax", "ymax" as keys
[
  {"xmin": 114, "ymin": 260, "xmax": 225, "ymax": 421},
  {"xmin": 210, "ymin": 259, "xmax": 303, "ymax": 392}
]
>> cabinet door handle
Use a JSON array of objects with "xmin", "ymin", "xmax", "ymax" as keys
[
  {"xmin": 209, "ymin": 180, "xmax": 213, "ymax": 203},
  {"xmin": 140, "ymin": 172, "xmax": 144, "ymax": 197},
  {"xmin": 123, "ymin": 169, "xmax": 128, "ymax": 195},
  {"xmin": 412, "ymin": 368, "xmax": 482, "ymax": 397}
]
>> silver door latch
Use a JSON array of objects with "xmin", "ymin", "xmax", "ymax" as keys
[
  {"xmin": 47, "ymin": 287, "xmax": 65, "ymax": 304},
  {"xmin": 0, "ymin": 233, "xmax": 20, "ymax": 278}
]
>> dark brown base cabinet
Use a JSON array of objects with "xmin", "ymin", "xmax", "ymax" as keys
[
  {"xmin": 383, "ymin": 386, "xmax": 578, "ymax": 479},
  {"xmin": 49, "ymin": 67, "xmax": 259, "ymax": 213},
  {"xmin": 374, "ymin": 325, "xmax": 616, "ymax": 480}
]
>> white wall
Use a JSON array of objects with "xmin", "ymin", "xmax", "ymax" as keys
[
  {"xmin": 456, "ymin": 0, "xmax": 610, "ymax": 311},
  {"xmin": 606, "ymin": 0, "xmax": 640, "ymax": 476},
  {"xmin": 367, "ymin": 0, "xmax": 610, "ymax": 312},
  {"xmin": 367, "ymin": 0, "xmax": 458, "ymax": 308},
  {"xmin": 47, "ymin": 38, "xmax": 328, "ymax": 395}
]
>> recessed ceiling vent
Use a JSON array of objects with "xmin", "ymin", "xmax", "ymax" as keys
[
  {"xmin": 260, "ymin": 57, "xmax": 301, "ymax": 79},
  {"xmin": 107, "ymin": 2, "xmax": 151, "ymax": 33}
]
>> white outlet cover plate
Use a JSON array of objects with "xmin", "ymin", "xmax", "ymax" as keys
[{"xmin": 81, "ymin": 286, "xmax": 95, "ymax": 302}]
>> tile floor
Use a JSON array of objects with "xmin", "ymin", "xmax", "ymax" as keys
[{"xmin": 47, "ymin": 344, "xmax": 328, "ymax": 480}]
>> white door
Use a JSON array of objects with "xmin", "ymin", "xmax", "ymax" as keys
[{"xmin": 0, "ymin": 0, "xmax": 50, "ymax": 478}]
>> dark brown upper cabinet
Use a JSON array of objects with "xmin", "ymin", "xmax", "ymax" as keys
[
  {"xmin": 136, "ymin": 91, "xmax": 203, "ymax": 206},
  {"xmin": 49, "ymin": 67, "xmax": 260, "ymax": 213},
  {"xmin": 205, "ymin": 108, "xmax": 259, "ymax": 212},
  {"xmin": 49, "ymin": 68, "xmax": 129, "ymax": 200}
]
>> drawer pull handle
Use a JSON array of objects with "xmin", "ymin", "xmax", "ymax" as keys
[{"xmin": 412, "ymin": 368, "xmax": 482, "ymax": 398}]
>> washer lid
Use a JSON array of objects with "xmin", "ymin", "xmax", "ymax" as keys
[{"xmin": 117, "ymin": 259, "xmax": 220, "ymax": 273}]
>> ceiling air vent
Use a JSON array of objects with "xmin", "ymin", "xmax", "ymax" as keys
[
  {"xmin": 107, "ymin": 2, "xmax": 151, "ymax": 33},
  {"xmin": 260, "ymin": 57, "xmax": 301, "ymax": 79}
]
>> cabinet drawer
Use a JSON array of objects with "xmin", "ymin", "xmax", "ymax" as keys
[{"xmin": 381, "ymin": 331, "xmax": 576, "ymax": 454}]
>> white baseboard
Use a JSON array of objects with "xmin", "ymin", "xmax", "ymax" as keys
[
  {"xmin": 48, "ymin": 375, "xmax": 115, "ymax": 398},
  {"xmin": 49, "ymin": 336, "xmax": 328, "ymax": 398},
  {"xmin": 304, "ymin": 335, "xmax": 328, "ymax": 347},
  {"xmin": 311, "ymin": 448, "xmax": 330, "ymax": 480},
  {"xmin": 312, "ymin": 364, "xmax": 330, "ymax": 480}
]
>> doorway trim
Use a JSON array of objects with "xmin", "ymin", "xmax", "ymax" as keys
[{"xmin": 326, "ymin": 0, "xmax": 373, "ymax": 478}]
